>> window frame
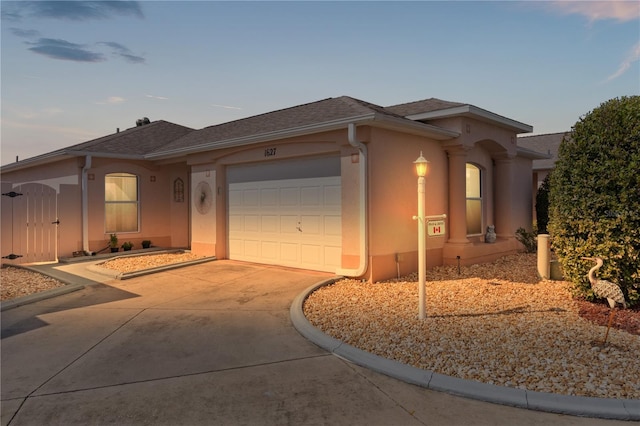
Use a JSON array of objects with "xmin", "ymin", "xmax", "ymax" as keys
[
  {"xmin": 465, "ymin": 163, "xmax": 483, "ymax": 236},
  {"xmin": 104, "ymin": 172, "xmax": 140, "ymax": 233}
]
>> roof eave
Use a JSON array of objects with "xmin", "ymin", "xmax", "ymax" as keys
[
  {"xmin": 146, "ymin": 113, "xmax": 460, "ymax": 160},
  {"xmin": 406, "ymin": 105, "xmax": 533, "ymax": 134},
  {"xmin": 517, "ymin": 146, "xmax": 551, "ymax": 160},
  {"xmin": 371, "ymin": 113, "xmax": 460, "ymax": 140},
  {"xmin": 66, "ymin": 151, "xmax": 146, "ymax": 161},
  {"xmin": 145, "ymin": 114, "xmax": 377, "ymax": 160},
  {"xmin": 1, "ymin": 151, "xmax": 75, "ymax": 173}
]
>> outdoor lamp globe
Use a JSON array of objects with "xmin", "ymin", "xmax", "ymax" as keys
[{"xmin": 414, "ymin": 152, "xmax": 428, "ymax": 177}]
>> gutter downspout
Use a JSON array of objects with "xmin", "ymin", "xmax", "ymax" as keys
[
  {"xmin": 336, "ymin": 123, "xmax": 368, "ymax": 278},
  {"xmin": 81, "ymin": 155, "xmax": 91, "ymax": 253}
]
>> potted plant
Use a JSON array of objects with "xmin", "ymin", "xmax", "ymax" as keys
[
  {"xmin": 121, "ymin": 241, "xmax": 134, "ymax": 251},
  {"xmin": 110, "ymin": 234, "xmax": 119, "ymax": 253},
  {"xmin": 142, "ymin": 240, "xmax": 152, "ymax": 249}
]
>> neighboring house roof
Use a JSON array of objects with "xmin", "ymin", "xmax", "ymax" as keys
[
  {"xmin": 518, "ymin": 131, "xmax": 568, "ymax": 171},
  {"xmin": 386, "ymin": 98, "xmax": 533, "ymax": 133},
  {"xmin": 147, "ymin": 96, "xmax": 460, "ymax": 159},
  {"xmin": 1, "ymin": 120, "xmax": 194, "ymax": 172}
]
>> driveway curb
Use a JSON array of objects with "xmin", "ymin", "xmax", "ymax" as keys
[{"xmin": 290, "ymin": 278, "xmax": 640, "ymax": 421}]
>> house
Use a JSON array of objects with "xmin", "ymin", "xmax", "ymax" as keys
[
  {"xmin": 1, "ymin": 96, "xmax": 546, "ymax": 282},
  {"xmin": 518, "ymin": 132, "xmax": 567, "ymax": 188}
]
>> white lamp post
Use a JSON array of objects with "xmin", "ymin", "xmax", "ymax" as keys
[{"xmin": 414, "ymin": 152, "xmax": 428, "ymax": 319}]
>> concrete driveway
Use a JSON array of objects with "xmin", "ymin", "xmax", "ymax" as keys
[{"xmin": 1, "ymin": 260, "xmax": 628, "ymax": 425}]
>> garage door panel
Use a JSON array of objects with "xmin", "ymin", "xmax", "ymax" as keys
[
  {"xmin": 228, "ymin": 215, "xmax": 243, "ymax": 232},
  {"xmin": 228, "ymin": 190, "xmax": 243, "ymax": 206},
  {"xmin": 324, "ymin": 185, "xmax": 341, "ymax": 206},
  {"xmin": 228, "ymin": 176, "xmax": 341, "ymax": 273},
  {"xmin": 261, "ymin": 241, "xmax": 278, "ymax": 259},
  {"xmin": 244, "ymin": 215, "xmax": 259, "ymax": 232},
  {"xmin": 243, "ymin": 189, "xmax": 259, "ymax": 206},
  {"xmin": 244, "ymin": 240, "xmax": 259, "ymax": 257},
  {"xmin": 261, "ymin": 215, "xmax": 278, "ymax": 232},
  {"xmin": 301, "ymin": 245, "xmax": 320, "ymax": 265},
  {"xmin": 301, "ymin": 186, "xmax": 321, "ymax": 206},
  {"xmin": 324, "ymin": 215, "xmax": 342, "ymax": 236},
  {"xmin": 300, "ymin": 215, "xmax": 320, "ymax": 234},
  {"xmin": 280, "ymin": 215, "xmax": 299, "ymax": 234},
  {"xmin": 324, "ymin": 246, "xmax": 341, "ymax": 267},
  {"xmin": 260, "ymin": 188, "xmax": 278, "ymax": 206},
  {"xmin": 280, "ymin": 243, "xmax": 298, "ymax": 262},
  {"xmin": 279, "ymin": 187, "xmax": 299, "ymax": 206}
]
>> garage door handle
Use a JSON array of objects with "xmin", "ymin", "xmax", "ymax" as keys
[{"xmin": 52, "ymin": 219, "xmax": 60, "ymax": 225}]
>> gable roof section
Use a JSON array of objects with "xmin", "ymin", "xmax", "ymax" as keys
[
  {"xmin": 386, "ymin": 98, "xmax": 533, "ymax": 134},
  {"xmin": 68, "ymin": 120, "xmax": 194, "ymax": 156},
  {"xmin": 1, "ymin": 120, "xmax": 194, "ymax": 172},
  {"xmin": 147, "ymin": 96, "xmax": 460, "ymax": 159},
  {"xmin": 384, "ymin": 98, "xmax": 466, "ymax": 116},
  {"xmin": 517, "ymin": 131, "xmax": 568, "ymax": 170}
]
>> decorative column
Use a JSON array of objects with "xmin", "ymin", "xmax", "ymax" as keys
[
  {"xmin": 446, "ymin": 146, "xmax": 470, "ymax": 244},
  {"xmin": 494, "ymin": 155, "xmax": 515, "ymax": 239}
]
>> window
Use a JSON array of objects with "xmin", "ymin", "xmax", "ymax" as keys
[
  {"xmin": 105, "ymin": 173, "xmax": 139, "ymax": 232},
  {"xmin": 466, "ymin": 164, "xmax": 482, "ymax": 235},
  {"xmin": 174, "ymin": 178, "xmax": 184, "ymax": 202}
]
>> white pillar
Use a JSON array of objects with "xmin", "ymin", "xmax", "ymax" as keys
[
  {"xmin": 418, "ymin": 174, "xmax": 426, "ymax": 319},
  {"xmin": 537, "ymin": 234, "xmax": 550, "ymax": 279}
]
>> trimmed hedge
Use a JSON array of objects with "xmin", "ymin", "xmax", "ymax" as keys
[{"xmin": 548, "ymin": 96, "xmax": 640, "ymax": 306}]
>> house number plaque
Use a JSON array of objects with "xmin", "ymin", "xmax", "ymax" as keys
[{"xmin": 264, "ymin": 147, "xmax": 277, "ymax": 157}]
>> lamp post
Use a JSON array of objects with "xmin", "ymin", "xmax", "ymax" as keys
[{"xmin": 414, "ymin": 152, "xmax": 428, "ymax": 319}]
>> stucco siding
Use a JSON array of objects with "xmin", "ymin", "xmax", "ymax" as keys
[{"xmin": 366, "ymin": 128, "xmax": 448, "ymax": 281}]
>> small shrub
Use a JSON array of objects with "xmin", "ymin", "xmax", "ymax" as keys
[{"xmin": 515, "ymin": 227, "xmax": 537, "ymax": 253}]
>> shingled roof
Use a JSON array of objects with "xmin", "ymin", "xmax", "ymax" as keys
[
  {"xmin": 149, "ymin": 96, "xmax": 405, "ymax": 157},
  {"xmin": 518, "ymin": 132, "xmax": 568, "ymax": 170},
  {"xmin": 67, "ymin": 120, "xmax": 194, "ymax": 156},
  {"xmin": 385, "ymin": 98, "xmax": 466, "ymax": 116},
  {"xmin": 1, "ymin": 120, "xmax": 194, "ymax": 172}
]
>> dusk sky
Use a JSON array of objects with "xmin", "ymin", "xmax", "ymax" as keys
[{"xmin": 1, "ymin": 1, "xmax": 639, "ymax": 166}]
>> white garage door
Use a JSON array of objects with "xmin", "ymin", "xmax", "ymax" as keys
[{"xmin": 228, "ymin": 176, "xmax": 341, "ymax": 272}]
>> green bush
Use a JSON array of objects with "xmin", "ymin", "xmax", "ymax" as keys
[
  {"xmin": 515, "ymin": 227, "xmax": 537, "ymax": 253},
  {"xmin": 535, "ymin": 174, "xmax": 550, "ymax": 234},
  {"xmin": 548, "ymin": 96, "xmax": 640, "ymax": 306}
]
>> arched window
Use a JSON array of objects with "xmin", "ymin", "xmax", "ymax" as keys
[
  {"xmin": 105, "ymin": 173, "xmax": 139, "ymax": 233},
  {"xmin": 174, "ymin": 178, "xmax": 184, "ymax": 202},
  {"xmin": 466, "ymin": 164, "xmax": 482, "ymax": 235}
]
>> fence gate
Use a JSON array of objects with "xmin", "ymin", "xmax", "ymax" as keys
[{"xmin": 2, "ymin": 183, "xmax": 58, "ymax": 264}]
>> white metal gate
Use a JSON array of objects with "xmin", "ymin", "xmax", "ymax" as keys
[{"xmin": 1, "ymin": 183, "xmax": 58, "ymax": 264}]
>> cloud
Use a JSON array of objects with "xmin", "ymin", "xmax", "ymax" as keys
[
  {"xmin": 10, "ymin": 28, "xmax": 40, "ymax": 38},
  {"xmin": 27, "ymin": 38, "xmax": 105, "ymax": 62},
  {"xmin": 211, "ymin": 104, "xmax": 243, "ymax": 110},
  {"xmin": 606, "ymin": 42, "xmax": 640, "ymax": 82},
  {"xmin": 98, "ymin": 41, "xmax": 145, "ymax": 64},
  {"xmin": 547, "ymin": 1, "xmax": 639, "ymax": 23},
  {"xmin": 95, "ymin": 96, "xmax": 126, "ymax": 105},
  {"xmin": 107, "ymin": 96, "xmax": 126, "ymax": 104},
  {"xmin": 4, "ymin": 1, "xmax": 143, "ymax": 21},
  {"xmin": 146, "ymin": 94, "xmax": 169, "ymax": 100}
]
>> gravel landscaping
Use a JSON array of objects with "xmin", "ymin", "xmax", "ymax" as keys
[{"xmin": 303, "ymin": 254, "xmax": 640, "ymax": 400}]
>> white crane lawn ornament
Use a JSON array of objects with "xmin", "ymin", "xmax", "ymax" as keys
[{"xmin": 581, "ymin": 257, "xmax": 628, "ymax": 344}]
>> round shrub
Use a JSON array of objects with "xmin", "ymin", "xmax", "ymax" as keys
[{"xmin": 548, "ymin": 96, "xmax": 640, "ymax": 306}]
